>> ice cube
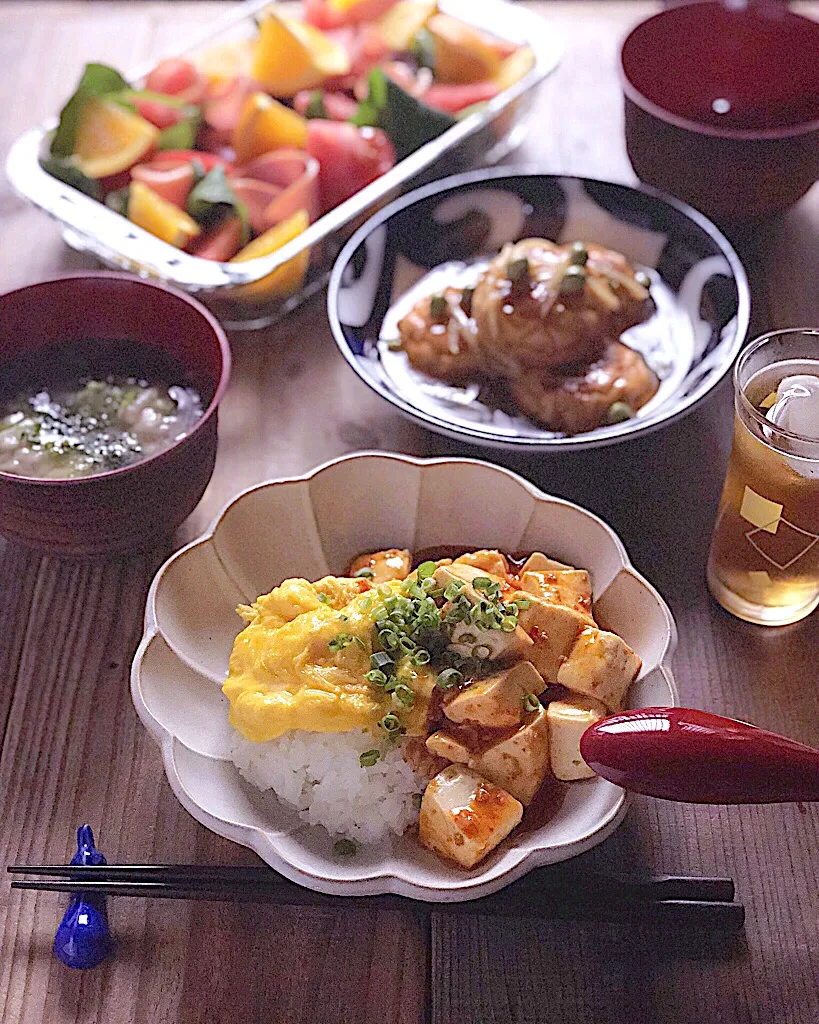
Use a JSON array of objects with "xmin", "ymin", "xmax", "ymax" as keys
[
  {"xmin": 766, "ymin": 375, "xmax": 819, "ymax": 438},
  {"xmin": 765, "ymin": 374, "xmax": 819, "ymax": 479}
]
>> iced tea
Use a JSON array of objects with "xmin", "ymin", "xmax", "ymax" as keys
[{"xmin": 707, "ymin": 330, "xmax": 819, "ymax": 625}]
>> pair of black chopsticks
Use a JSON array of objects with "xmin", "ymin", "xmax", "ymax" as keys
[{"xmin": 8, "ymin": 864, "xmax": 745, "ymax": 932}]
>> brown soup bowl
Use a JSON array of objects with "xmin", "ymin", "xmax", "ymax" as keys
[
  {"xmin": 0, "ymin": 273, "xmax": 230, "ymax": 556},
  {"xmin": 621, "ymin": 0, "xmax": 819, "ymax": 223}
]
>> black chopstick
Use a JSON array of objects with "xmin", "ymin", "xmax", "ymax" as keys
[
  {"xmin": 7, "ymin": 864, "xmax": 734, "ymax": 903},
  {"xmin": 8, "ymin": 865, "xmax": 742, "ymax": 931}
]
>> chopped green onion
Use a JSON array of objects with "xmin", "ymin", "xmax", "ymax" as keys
[
  {"xmin": 472, "ymin": 644, "xmax": 492, "ymax": 660},
  {"xmin": 353, "ymin": 636, "xmax": 366, "ymax": 650},
  {"xmin": 334, "ymin": 838, "xmax": 357, "ymax": 856},
  {"xmin": 523, "ymin": 692, "xmax": 541, "ymax": 712},
  {"xmin": 361, "ymin": 597, "xmax": 372, "ymax": 610},
  {"xmin": 606, "ymin": 401, "xmax": 635, "ymax": 425},
  {"xmin": 569, "ymin": 241, "xmax": 588, "ymax": 267},
  {"xmin": 472, "ymin": 576, "xmax": 493, "ymax": 591},
  {"xmin": 429, "ymin": 293, "xmax": 448, "ymax": 321},
  {"xmin": 365, "ymin": 668, "xmax": 388, "ymax": 687},
  {"xmin": 436, "ymin": 668, "xmax": 463, "ymax": 690},
  {"xmin": 393, "ymin": 683, "xmax": 415, "ymax": 707},
  {"xmin": 317, "ymin": 593, "xmax": 331, "ymax": 604},
  {"xmin": 500, "ymin": 616, "xmax": 518, "ymax": 633},
  {"xmin": 416, "ymin": 560, "xmax": 436, "ymax": 579},
  {"xmin": 359, "ymin": 749, "xmax": 381, "ymax": 768},
  {"xmin": 371, "ymin": 652, "xmax": 393, "ymax": 671},
  {"xmin": 354, "ymin": 567, "xmax": 374, "ymax": 578},
  {"xmin": 412, "ymin": 792, "xmax": 423, "ymax": 809},
  {"xmin": 411, "ymin": 648, "xmax": 431, "ymax": 665},
  {"xmin": 506, "ymin": 256, "xmax": 529, "ymax": 282},
  {"xmin": 338, "ymin": 614, "xmax": 349, "ymax": 622},
  {"xmin": 513, "ymin": 597, "xmax": 532, "ymax": 610},
  {"xmin": 559, "ymin": 265, "xmax": 586, "ymax": 294},
  {"xmin": 444, "ymin": 581, "xmax": 464, "ymax": 601},
  {"xmin": 379, "ymin": 713, "xmax": 402, "ymax": 734},
  {"xmin": 329, "ymin": 633, "xmax": 354, "ymax": 652}
]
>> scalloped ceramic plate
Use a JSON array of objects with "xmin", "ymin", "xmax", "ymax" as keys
[{"xmin": 131, "ymin": 453, "xmax": 678, "ymax": 901}]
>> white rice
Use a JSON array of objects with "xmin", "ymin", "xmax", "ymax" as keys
[{"xmin": 230, "ymin": 729, "xmax": 424, "ymax": 844}]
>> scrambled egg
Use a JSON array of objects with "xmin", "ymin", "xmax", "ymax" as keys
[{"xmin": 223, "ymin": 575, "xmax": 433, "ymax": 741}]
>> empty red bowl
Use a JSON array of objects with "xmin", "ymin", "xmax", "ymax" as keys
[
  {"xmin": 621, "ymin": 0, "xmax": 819, "ymax": 222},
  {"xmin": 0, "ymin": 273, "xmax": 230, "ymax": 555}
]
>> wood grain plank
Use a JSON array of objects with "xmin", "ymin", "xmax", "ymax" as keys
[{"xmin": 1, "ymin": 3, "xmax": 818, "ymax": 1024}]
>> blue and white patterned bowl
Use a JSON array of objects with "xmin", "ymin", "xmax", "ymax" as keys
[{"xmin": 328, "ymin": 170, "xmax": 750, "ymax": 451}]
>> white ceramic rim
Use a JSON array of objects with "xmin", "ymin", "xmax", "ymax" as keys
[{"xmin": 131, "ymin": 451, "xmax": 679, "ymax": 901}]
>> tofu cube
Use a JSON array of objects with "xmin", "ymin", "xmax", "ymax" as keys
[
  {"xmin": 449, "ymin": 620, "xmax": 533, "ymax": 662},
  {"xmin": 557, "ymin": 627, "xmax": 641, "ymax": 711},
  {"xmin": 471, "ymin": 705, "xmax": 551, "ymax": 804},
  {"xmin": 443, "ymin": 661, "xmax": 544, "ymax": 728},
  {"xmin": 520, "ymin": 552, "xmax": 574, "ymax": 574},
  {"xmin": 348, "ymin": 548, "xmax": 411, "ymax": 584},
  {"xmin": 433, "ymin": 562, "xmax": 505, "ymax": 604},
  {"xmin": 519, "ymin": 570, "xmax": 594, "ymax": 622},
  {"xmin": 454, "ymin": 550, "xmax": 510, "ymax": 577},
  {"xmin": 547, "ymin": 695, "xmax": 608, "ymax": 780},
  {"xmin": 419, "ymin": 765, "xmax": 523, "ymax": 869},
  {"xmin": 425, "ymin": 730, "xmax": 472, "ymax": 764},
  {"xmin": 517, "ymin": 598, "xmax": 588, "ymax": 682}
]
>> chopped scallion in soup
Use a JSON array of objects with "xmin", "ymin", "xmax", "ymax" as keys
[{"xmin": 0, "ymin": 376, "xmax": 203, "ymax": 479}]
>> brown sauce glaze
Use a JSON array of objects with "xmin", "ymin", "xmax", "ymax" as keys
[{"xmin": 516, "ymin": 776, "xmax": 567, "ymax": 836}]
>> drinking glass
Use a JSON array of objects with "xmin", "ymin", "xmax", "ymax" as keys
[{"xmin": 707, "ymin": 329, "xmax": 819, "ymax": 625}]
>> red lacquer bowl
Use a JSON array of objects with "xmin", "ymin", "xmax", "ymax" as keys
[
  {"xmin": 621, "ymin": 0, "xmax": 819, "ymax": 223},
  {"xmin": 0, "ymin": 274, "xmax": 230, "ymax": 555}
]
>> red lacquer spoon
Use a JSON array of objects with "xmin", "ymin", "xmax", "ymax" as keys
[{"xmin": 580, "ymin": 708, "xmax": 819, "ymax": 803}]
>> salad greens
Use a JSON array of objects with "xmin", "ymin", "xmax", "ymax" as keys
[
  {"xmin": 186, "ymin": 166, "xmax": 250, "ymax": 243},
  {"xmin": 350, "ymin": 69, "xmax": 456, "ymax": 161},
  {"xmin": 51, "ymin": 63, "xmax": 129, "ymax": 157}
]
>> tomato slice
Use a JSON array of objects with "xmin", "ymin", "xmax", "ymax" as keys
[
  {"xmin": 151, "ymin": 151, "xmax": 229, "ymax": 172},
  {"xmin": 145, "ymin": 58, "xmax": 207, "ymax": 105},
  {"xmin": 423, "ymin": 80, "xmax": 500, "ymax": 113},
  {"xmin": 306, "ymin": 120, "xmax": 395, "ymax": 212},
  {"xmin": 135, "ymin": 98, "xmax": 185, "ymax": 131}
]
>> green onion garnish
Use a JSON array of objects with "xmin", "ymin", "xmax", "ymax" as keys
[
  {"xmin": 365, "ymin": 668, "xmax": 388, "ymax": 687},
  {"xmin": 371, "ymin": 651, "xmax": 393, "ymax": 671},
  {"xmin": 359, "ymin": 749, "xmax": 381, "ymax": 768},
  {"xmin": 417, "ymin": 560, "xmax": 436, "ymax": 580},
  {"xmin": 506, "ymin": 256, "xmax": 530, "ymax": 282},
  {"xmin": 334, "ymin": 838, "xmax": 357, "ymax": 856},
  {"xmin": 329, "ymin": 633, "xmax": 354, "ymax": 652},
  {"xmin": 569, "ymin": 241, "xmax": 588, "ymax": 267},
  {"xmin": 472, "ymin": 644, "xmax": 492, "ymax": 660},
  {"xmin": 429, "ymin": 293, "xmax": 448, "ymax": 321},
  {"xmin": 436, "ymin": 668, "xmax": 463, "ymax": 691},
  {"xmin": 317, "ymin": 593, "xmax": 331, "ymax": 604},
  {"xmin": 354, "ymin": 567, "xmax": 374, "ymax": 578},
  {"xmin": 379, "ymin": 713, "xmax": 402, "ymax": 734},
  {"xmin": 393, "ymin": 683, "xmax": 415, "ymax": 707},
  {"xmin": 606, "ymin": 401, "xmax": 635, "ymax": 425},
  {"xmin": 523, "ymin": 693, "xmax": 541, "ymax": 712}
]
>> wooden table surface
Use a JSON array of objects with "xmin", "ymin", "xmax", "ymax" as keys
[{"xmin": 1, "ymin": 3, "xmax": 818, "ymax": 1022}]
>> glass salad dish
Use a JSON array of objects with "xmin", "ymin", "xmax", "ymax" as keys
[{"xmin": 5, "ymin": 0, "xmax": 562, "ymax": 329}]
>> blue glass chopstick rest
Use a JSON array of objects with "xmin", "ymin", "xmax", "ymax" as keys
[{"xmin": 53, "ymin": 825, "xmax": 114, "ymax": 970}]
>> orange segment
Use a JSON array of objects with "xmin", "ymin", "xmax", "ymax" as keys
[
  {"xmin": 427, "ymin": 13, "xmax": 502, "ymax": 84},
  {"xmin": 128, "ymin": 180, "xmax": 201, "ymax": 248},
  {"xmin": 231, "ymin": 209, "xmax": 310, "ymax": 301},
  {"xmin": 193, "ymin": 38, "xmax": 254, "ymax": 87},
  {"xmin": 252, "ymin": 11, "xmax": 351, "ymax": 96},
  {"xmin": 233, "ymin": 92, "xmax": 308, "ymax": 164},
  {"xmin": 376, "ymin": 0, "xmax": 436, "ymax": 50},
  {"xmin": 73, "ymin": 98, "xmax": 159, "ymax": 179},
  {"xmin": 493, "ymin": 45, "xmax": 536, "ymax": 92}
]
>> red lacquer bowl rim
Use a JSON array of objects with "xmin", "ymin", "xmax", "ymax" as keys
[
  {"xmin": 0, "ymin": 271, "xmax": 231, "ymax": 488},
  {"xmin": 620, "ymin": 0, "xmax": 819, "ymax": 142}
]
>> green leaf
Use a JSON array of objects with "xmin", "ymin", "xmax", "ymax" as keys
[
  {"xmin": 349, "ymin": 69, "xmax": 455, "ymax": 161},
  {"xmin": 304, "ymin": 91, "xmax": 328, "ymax": 120},
  {"xmin": 157, "ymin": 109, "xmax": 202, "ymax": 151},
  {"xmin": 186, "ymin": 166, "xmax": 251, "ymax": 244},
  {"xmin": 51, "ymin": 63, "xmax": 129, "ymax": 158},
  {"xmin": 39, "ymin": 157, "xmax": 103, "ymax": 200}
]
